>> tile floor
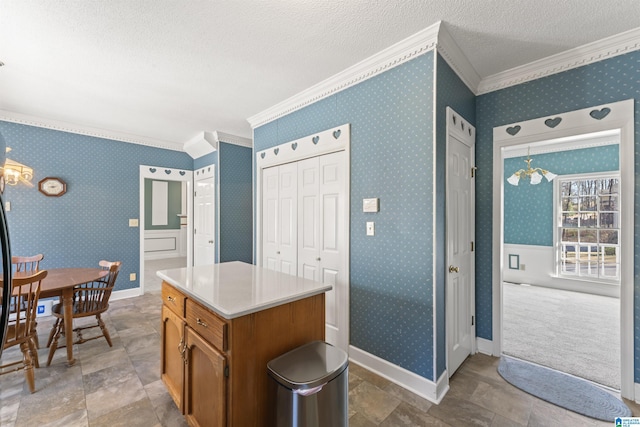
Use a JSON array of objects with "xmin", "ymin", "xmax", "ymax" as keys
[{"xmin": 1, "ymin": 288, "xmax": 638, "ymax": 426}]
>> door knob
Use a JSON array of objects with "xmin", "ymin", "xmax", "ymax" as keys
[
  {"xmin": 208, "ymin": 240, "xmax": 214, "ymax": 244},
  {"xmin": 449, "ymin": 265, "xmax": 459, "ymax": 273}
]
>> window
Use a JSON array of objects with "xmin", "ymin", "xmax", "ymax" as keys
[{"xmin": 556, "ymin": 173, "xmax": 620, "ymax": 282}]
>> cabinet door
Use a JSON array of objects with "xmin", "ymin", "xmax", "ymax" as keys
[
  {"xmin": 184, "ymin": 327, "xmax": 227, "ymax": 427},
  {"xmin": 161, "ymin": 305, "xmax": 186, "ymax": 412}
]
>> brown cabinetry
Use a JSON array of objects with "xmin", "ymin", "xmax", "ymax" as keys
[
  {"xmin": 160, "ymin": 281, "xmax": 325, "ymax": 426},
  {"xmin": 184, "ymin": 327, "xmax": 226, "ymax": 427},
  {"xmin": 161, "ymin": 303, "xmax": 186, "ymax": 411}
]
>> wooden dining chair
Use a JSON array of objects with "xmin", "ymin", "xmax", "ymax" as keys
[
  {"xmin": 46, "ymin": 261, "xmax": 121, "ymax": 366},
  {"xmin": 12, "ymin": 254, "xmax": 45, "ymax": 348},
  {"xmin": 12, "ymin": 254, "xmax": 44, "ymax": 273},
  {"xmin": 0, "ymin": 270, "xmax": 48, "ymax": 393}
]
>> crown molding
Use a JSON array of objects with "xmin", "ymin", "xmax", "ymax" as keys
[
  {"xmin": 213, "ymin": 131, "xmax": 252, "ymax": 148},
  {"xmin": 247, "ymin": 22, "xmax": 441, "ymax": 129},
  {"xmin": 0, "ymin": 109, "xmax": 184, "ymax": 151},
  {"xmin": 478, "ymin": 26, "xmax": 640, "ymax": 95},
  {"xmin": 183, "ymin": 131, "xmax": 217, "ymax": 159},
  {"xmin": 436, "ymin": 23, "xmax": 481, "ymax": 93}
]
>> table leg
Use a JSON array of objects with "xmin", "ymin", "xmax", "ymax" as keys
[{"xmin": 62, "ymin": 287, "xmax": 75, "ymax": 366}]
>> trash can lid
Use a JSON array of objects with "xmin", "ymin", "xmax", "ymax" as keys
[{"xmin": 267, "ymin": 341, "xmax": 349, "ymax": 390}]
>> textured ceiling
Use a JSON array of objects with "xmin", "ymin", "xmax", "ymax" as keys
[{"xmin": 0, "ymin": 1, "xmax": 639, "ymax": 149}]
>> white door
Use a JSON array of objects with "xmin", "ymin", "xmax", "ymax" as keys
[
  {"xmin": 262, "ymin": 166, "xmax": 280, "ymax": 271},
  {"xmin": 278, "ymin": 163, "xmax": 298, "ymax": 275},
  {"xmin": 446, "ymin": 128, "xmax": 475, "ymax": 376},
  {"xmin": 194, "ymin": 174, "xmax": 215, "ymax": 266},
  {"xmin": 297, "ymin": 152, "xmax": 347, "ymax": 351},
  {"xmin": 262, "ymin": 163, "xmax": 298, "ymax": 274}
]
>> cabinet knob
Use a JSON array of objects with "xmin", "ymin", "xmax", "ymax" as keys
[
  {"xmin": 196, "ymin": 318, "xmax": 208, "ymax": 328},
  {"xmin": 208, "ymin": 240, "xmax": 214, "ymax": 244},
  {"xmin": 316, "ymin": 257, "xmax": 321, "ymax": 261},
  {"xmin": 167, "ymin": 296, "xmax": 175, "ymax": 302},
  {"xmin": 277, "ymin": 251, "xmax": 280, "ymax": 255}
]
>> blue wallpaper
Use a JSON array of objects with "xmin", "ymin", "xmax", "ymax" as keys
[
  {"xmin": 219, "ymin": 142, "xmax": 252, "ymax": 263},
  {"xmin": 434, "ymin": 54, "xmax": 476, "ymax": 378},
  {"xmin": 0, "ymin": 122, "xmax": 193, "ymax": 291},
  {"xmin": 475, "ymin": 50, "xmax": 640, "ymax": 380},
  {"xmin": 504, "ymin": 145, "xmax": 619, "ymax": 246},
  {"xmin": 254, "ymin": 52, "xmax": 436, "ymax": 380}
]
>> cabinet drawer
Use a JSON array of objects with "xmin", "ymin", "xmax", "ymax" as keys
[
  {"xmin": 162, "ymin": 282, "xmax": 186, "ymax": 318},
  {"xmin": 186, "ymin": 299, "xmax": 227, "ymax": 351}
]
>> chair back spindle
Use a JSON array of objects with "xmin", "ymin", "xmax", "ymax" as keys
[{"xmin": 12, "ymin": 254, "xmax": 44, "ymax": 273}]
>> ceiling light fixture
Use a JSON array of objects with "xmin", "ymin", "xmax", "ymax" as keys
[
  {"xmin": 2, "ymin": 148, "xmax": 34, "ymax": 187},
  {"xmin": 506, "ymin": 148, "xmax": 557, "ymax": 186}
]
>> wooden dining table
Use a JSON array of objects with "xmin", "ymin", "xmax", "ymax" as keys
[{"xmin": 14, "ymin": 267, "xmax": 109, "ymax": 366}]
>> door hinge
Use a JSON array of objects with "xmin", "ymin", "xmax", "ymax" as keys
[
  {"xmin": 471, "ymin": 316, "xmax": 475, "ymax": 326},
  {"xmin": 224, "ymin": 366, "xmax": 229, "ymax": 378},
  {"xmin": 471, "ymin": 166, "xmax": 477, "ymax": 178},
  {"xmin": 471, "ymin": 241, "xmax": 474, "ymax": 252}
]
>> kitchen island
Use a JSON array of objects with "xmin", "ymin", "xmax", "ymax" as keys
[{"xmin": 157, "ymin": 261, "xmax": 331, "ymax": 427}]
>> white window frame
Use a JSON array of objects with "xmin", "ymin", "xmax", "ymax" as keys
[{"xmin": 553, "ymin": 171, "xmax": 621, "ymax": 284}]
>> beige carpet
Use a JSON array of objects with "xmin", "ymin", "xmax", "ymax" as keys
[{"xmin": 502, "ymin": 282, "xmax": 620, "ymax": 389}]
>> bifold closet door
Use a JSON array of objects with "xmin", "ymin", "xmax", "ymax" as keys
[
  {"xmin": 297, "ymin": 151, "xmax": 346, "ymax": 348},
  {"xmin": 262, "ymin": 163, "xmax": 297, "ymax": 274}
]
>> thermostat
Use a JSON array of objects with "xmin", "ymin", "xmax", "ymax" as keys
[{"xmin": 363, "ymin": 198, "xmax": 379, "ymax": 213}]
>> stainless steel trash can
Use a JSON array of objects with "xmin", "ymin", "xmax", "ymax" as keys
[{"xmin": 267, "ymin": 340, "xmax": 349, "ymax": 427}]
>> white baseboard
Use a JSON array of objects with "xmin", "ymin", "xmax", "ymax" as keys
[
  {"xmin": 349, "ymin": 345, "xmax": 449, "ymax": 404},
  {"xmin": 110, "ymin": 287, "xmax": 142, "ymax": 301},
  {"xmin": 476, "ymin": 338, "xmax": 494, "ymax": 356}
]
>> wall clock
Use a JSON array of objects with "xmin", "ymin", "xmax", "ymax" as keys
[{"xmin": 38, "ymin": 177, "xmax": 67, "ymax": 197}]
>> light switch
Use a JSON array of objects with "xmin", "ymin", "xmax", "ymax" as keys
[
  {"xmin": 5, "ymin": 202, "xmax": 10, "ymax": 212},
  {"xmin": 366, "ymin": 221, "xmax": 375, "ymax": 236},
  {"xmin": 130, "ymin": 273, "xmax": 136, "ymax": 281},
  {"xmin": 129, "ymin": 219, "xmax": 139, "ymax": 227}
]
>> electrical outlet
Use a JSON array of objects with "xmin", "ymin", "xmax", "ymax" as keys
[
  {"xmin": 130, "ymin": 273, "xmax": 136, "ymax": 281},
  {"xmin": 520, "ymin": 264, "xmax": 526, "ymax": 271}
]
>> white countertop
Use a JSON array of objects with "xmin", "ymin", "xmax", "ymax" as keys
[{"xmin": 156, "ymin": 261, "xmax": 332, "ymax": 319}]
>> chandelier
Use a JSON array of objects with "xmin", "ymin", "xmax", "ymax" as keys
[
  {"xmin": 506, "ymin": 148, "xmax": 557, "ymax": 186},
  {"xmin": 2, "ymin": 148, "xmax": 34, "ymax": 187}
]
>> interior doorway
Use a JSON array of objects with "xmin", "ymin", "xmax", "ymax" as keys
[
  {"xmin": 139, "ymin": 165, "xmax": 193, "ymax": 294},
  {"xmin": 501, "ymin": 137, "xmax": 621, "ymax": 389},
  {"xmin": 255, "ymin": 124, "xmax": 351, "ymax": 353},
  {"xmin": 491, "ymin": 99, "xmax": 634, "ymax": 398}
]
